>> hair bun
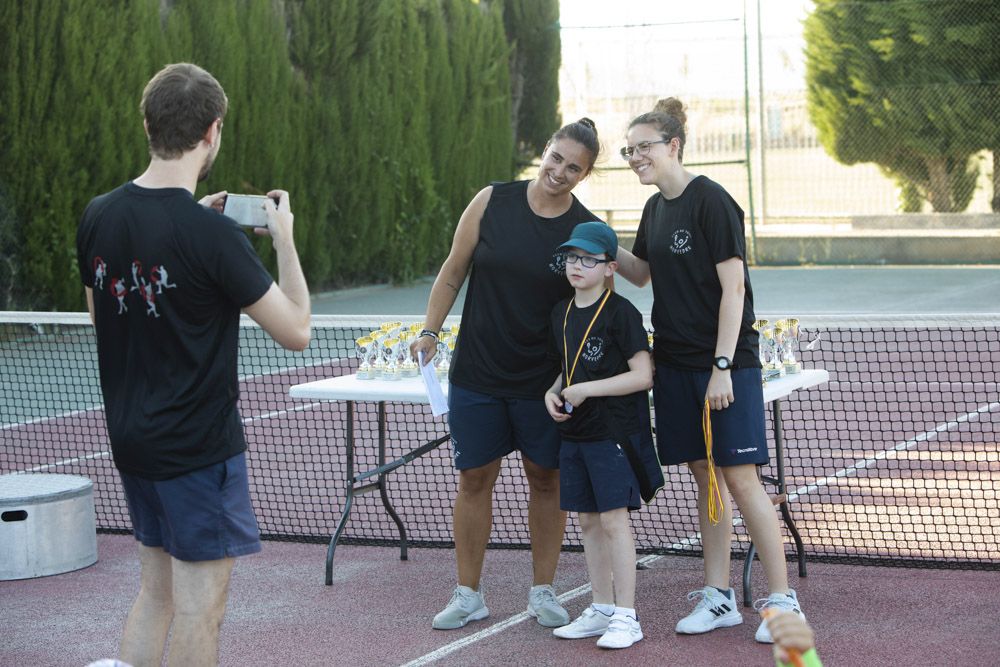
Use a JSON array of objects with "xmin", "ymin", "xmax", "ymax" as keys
[
  {"xmin": 577, "ymin": 117, "xmax": 596, "ymax": 130},
  {"xmin": 653, "ymin": 97, "xmax": 686, "ymax": 124}
]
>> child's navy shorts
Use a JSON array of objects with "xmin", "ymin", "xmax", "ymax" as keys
[
  {"xmin": 448, "ymin": 383, "xmax": 561, "ymax": 470},
  {"xmin": 119, "ymin": 452, "xmax": 262, "ymax": 561},
  {"xmin": 559, "ymin": 432, "xmax": 662, "ymax": 513},
  {"xmin": 652, "ymin": 365, "xmax": 769, "ymax": 467}
]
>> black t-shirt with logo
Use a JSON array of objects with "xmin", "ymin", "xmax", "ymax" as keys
[
  {"xmin": 548, "ymin": 291, "xmax": 651, "ymax": 442},
  {"xmin": 450, "ymin": 180, "xmax": 601, "ymax": 399},
  {"xmin": 631, "ymin": 176, "xmax": 760, "ymax": 371},
  {"xmin": 76, "ymin": 182, "xmax": 273, "ymax": 480}
]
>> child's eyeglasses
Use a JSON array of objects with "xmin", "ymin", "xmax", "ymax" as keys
[{"xmin": 565, "ymin": 252, "xmax": 610, "ymax": 269}]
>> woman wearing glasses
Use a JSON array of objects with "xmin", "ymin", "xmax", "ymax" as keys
[
  {"xmin": 615, "ymin": 98, "xmax": 805, "ymax": 643},
  {"xmin": 410, "ymin": 118, "xmax": 603, "ymax": 632}
]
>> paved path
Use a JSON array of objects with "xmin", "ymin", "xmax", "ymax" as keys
[{"xmin": 311, "ymin": 266, "xmax": 1000, "ymax": 318}]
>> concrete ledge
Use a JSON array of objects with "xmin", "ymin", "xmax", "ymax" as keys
[{"xmin": 616, "ymin": 230, "xmax": 1000, "ymax": 265}]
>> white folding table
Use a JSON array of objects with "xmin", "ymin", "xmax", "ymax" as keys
[{"xmin": 290, "ymin": 368, "xmax": 829, "ymax": 590}]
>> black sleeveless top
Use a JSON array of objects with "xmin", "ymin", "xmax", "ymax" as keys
[{"xmin": 450, "ymin": 180, "xmax": 601, "ymax": 398}]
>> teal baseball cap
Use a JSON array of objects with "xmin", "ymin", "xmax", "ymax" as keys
[{"xmin": 558, "ymin": 221, "xmax": 618, "ymax": 260}]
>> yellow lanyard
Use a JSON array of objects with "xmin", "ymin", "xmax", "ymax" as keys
[{"xmin": 562, "ymin": 289, "xmax": 612, "ymax": 387}]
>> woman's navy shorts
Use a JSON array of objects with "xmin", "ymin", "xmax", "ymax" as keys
[
  {"xmin": 448, "ymin": 383, "xmax": 561, "ymax": 470},
  {"xmin": 652, "ymin": 365, "xmax": 769, "ymax": 467}
]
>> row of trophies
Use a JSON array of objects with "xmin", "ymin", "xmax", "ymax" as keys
[
  {"xmin": 754, "ymin": 317, "xmax": 802, "ymax": 381},
  {"xmin": 354, "ymin": 322, "xmax": 459, "ymax": 381}
]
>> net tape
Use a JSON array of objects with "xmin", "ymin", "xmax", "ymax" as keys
[{"xmin": 2, "ymin": 312, "xmax": 997, "ymax": 569}]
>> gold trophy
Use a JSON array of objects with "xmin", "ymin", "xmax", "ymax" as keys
[
  {"xmin": 436, "ymin": 333, "xmax": 453, "ymax": 380},
  {"xmin": 355, "ymin": 336, "xmax": 374, "ymax": 380},
  {"xmin": 777, "ymin": 317, "xmax": 802, "ymax": 374},
  {"xmin": 369, "ymin": 331, "xmax": 386, "ymax": 379},
  {"xmin": 383, "ymin": 337, "xmax": 401, "ymax": 380},
  {"xmin": 753, "ymin": 319, "xmax": 783, "ymax": 382},
  {"xmin": 398, "ymin": 332, "xmax": 419, "ymax": 378}
]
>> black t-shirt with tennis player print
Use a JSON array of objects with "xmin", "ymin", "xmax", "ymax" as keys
[
  {"xmin": 547, "ymin": 290, "xmax": 651, "ymax": 442},
  {"xmin": 449, "ymin": 180, "xmax": 603, "ymax": 399},
  {"xmin": 76, "ymin": 182, "xmax": 273, "ymax": 481},
  {"xmin": 631, "ymin": 175, "xmax": 761, "ymax": 371}
]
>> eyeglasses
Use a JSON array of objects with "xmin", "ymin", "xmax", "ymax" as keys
[
  {"xmin": 619, "ymin": 139, "xmax": 671, "ymax": 160},
  {"xmin": 564, "ymin": 252, "xmax": 610, "ymax": 269}
]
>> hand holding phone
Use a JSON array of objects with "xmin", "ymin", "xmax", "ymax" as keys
[{"xmin": 223, "ymin": 194, "xmax": 280, "ymax": 228}]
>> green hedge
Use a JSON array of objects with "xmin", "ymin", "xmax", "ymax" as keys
[{"xmin": 0, "ymin": 0, "xmax": 519, "ymax": 310}]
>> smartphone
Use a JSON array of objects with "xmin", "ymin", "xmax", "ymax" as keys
[{"xmin": 223, "ymin": 194, "xmax": 278, "ymax": 228}]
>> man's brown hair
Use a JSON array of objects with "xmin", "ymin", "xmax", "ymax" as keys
[{"xmin": 140, "ymin": 63, "xmax": 228, "ymax": 160}]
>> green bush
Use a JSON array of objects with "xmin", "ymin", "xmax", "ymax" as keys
[{"xmin": 0, "ymin": 0, "xmax": 521, "ymax": 310}]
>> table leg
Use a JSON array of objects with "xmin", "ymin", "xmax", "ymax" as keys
[
  {"xmin": 772, "ymin": 400, "xmax": 807, "ymax": 579},
  {"xmin": 326, "ymin": 400, "xmax": 356, "ymax": 586},
  {"xmin": 376, "ymin": 401, "xmax": 409, "ymax": 561}
]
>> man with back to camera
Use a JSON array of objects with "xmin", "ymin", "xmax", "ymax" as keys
[{"xmin": 76, "ymin": 62, "xmax": 310, "ymax": 667}]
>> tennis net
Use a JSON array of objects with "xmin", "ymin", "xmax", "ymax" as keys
[{"xmin": 1, "ymin": 312, "xmax": 997, "ymax": 569}]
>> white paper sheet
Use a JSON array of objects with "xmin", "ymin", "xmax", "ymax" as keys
[{"xmin": 418, "ymin": 351, "xmax": 449, "ymax": 416}]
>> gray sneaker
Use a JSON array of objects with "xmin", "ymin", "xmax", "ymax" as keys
[
  {"xmin": 432, "ymin": 585, "xmax": 489, "ymax": 630},
  {"xmin": 526, "ymin": 584, "xmax": 570, "ymax": 627}
]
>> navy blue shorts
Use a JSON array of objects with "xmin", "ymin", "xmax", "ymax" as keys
[
  {"xmin": 652, "ymin": 366, "xmax": 769, "ymax": 467},
  {"xmin": 559, "ymin": 432, "xmax": 663, "ymax": 513},
  {"xmin": 448, "ymin": 384, "xmax": 561, "ymax": 470},
  {"xmin": 119, "ymin": 452, "xmax": 262, "ymax": 562}
]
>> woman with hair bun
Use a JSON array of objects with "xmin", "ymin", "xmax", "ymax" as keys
[
  {"xmin": 411, "ymin": 118, "xmax": 604, "ymax": 632},
  {"xmin": 615, "ymin": 98, "xmax": 805, "ymax": 644}
]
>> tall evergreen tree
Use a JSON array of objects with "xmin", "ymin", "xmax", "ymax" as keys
[
  {"xmin": 503, "ymin": 0, "xmax": 560, "ymax": 162},
  {"xmin": 804, "ymin": 0, "xmax": 994, "ymax": 212}
]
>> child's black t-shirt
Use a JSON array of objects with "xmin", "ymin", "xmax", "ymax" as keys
[{"xmin": 548, "ymin": 291, "xmax": 650, "ymax": 441}]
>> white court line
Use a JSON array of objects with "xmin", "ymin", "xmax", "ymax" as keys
[
  {"xmin": 399, "ymin": 399, "xmax": 1000, "ymax": 666},
  {"xmin": 23, "ymin": 450, "xmax": 111, "ymax": 473},
  {"xmin": 10, "ymin": 400, "xmax": 332, "ymax": 474},
  {"xmin": 786, "ymin": 400, "xmax": 1000, "ymax": 502}
]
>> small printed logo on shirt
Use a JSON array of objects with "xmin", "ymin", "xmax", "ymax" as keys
[
  {"xmin": 670, "ymin": 229, "xmax": 693, "ymax": 255},
  {"xmin": 582, "ymin": 336, "xmax": 605, "ymax": 363},
  {"xmin": 735, "ymin": 447, "xmax": 758, "ymax": 454},
  {"xmin": 548, "ymin": 251, "xmax": 567, "ymax": 275}
]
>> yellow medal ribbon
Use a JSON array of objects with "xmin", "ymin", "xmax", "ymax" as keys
[
  {"xmin": 702, "ymin": 399, "xmax": 724, "ymax": 525},
  {"xmin": 562, "ymin": 289, "xmax": 612, "ymax": 387}
]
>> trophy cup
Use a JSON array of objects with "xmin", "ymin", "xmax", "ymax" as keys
[
  {"xmin": 355, "ymin": 336, "xmax": 374, "ymax": 380},
  {"xmin": 436, "ymin": 333, "xmax": 453, "ymax": 380},
  {"xmin": 777, "ymin": 318, "xmax": 802, "ymax": 374},
  {"xmin": 753, "ymin": 319, "xmax": 783, "ymax": 382},
  {"xmin": 368, "ymin": 332, "xmax": 386, "ymax": 379},
  {"xmin": 398, "ymin": 332, "xmax": 419, "ymax": 378},
  {"xmin": 383, "ymin": 337, "xmax": 401, "ymax": 380}
]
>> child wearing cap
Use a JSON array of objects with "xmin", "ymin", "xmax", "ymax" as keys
[{"xmin": 544, "ymin": 221, "xmax": 664, "ymax": 650}]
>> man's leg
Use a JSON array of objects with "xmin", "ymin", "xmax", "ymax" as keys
[
  {"xmin": 522, "ymin": 456, "xmax": 566, "ymax": 585},
  {"xmin": 166, "ymin": 556, "xmax": 235, "ymax": 667},
  {"xmin": 454, "ymin": 459, "xmax": 502, "ymax": 589},
  {"xmin": 120, "ymin": 545, "xmax": 174, "ymax": 667},
  {"xmin": 689, "ymin": 459, "xmax": 734, "ymax": 589}
]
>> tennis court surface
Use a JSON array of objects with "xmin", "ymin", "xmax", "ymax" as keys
[{"xmin": 2, "ymin": 312, "xmax": 998, "ymax": 665}]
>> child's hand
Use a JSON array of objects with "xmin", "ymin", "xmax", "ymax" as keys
[
  {"xmin": 764, "ymin": 610, "xmax": 813, "ymax": 666},
  {"xmin": 561, "ymin": 384, "xmax": 589, "ymax": 411},
  {"xmin": 544, "ymin": 391, "xmax": 570, "ymax": 422}
]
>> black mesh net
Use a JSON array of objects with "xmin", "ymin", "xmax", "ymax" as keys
[{"xmin": 1, "ymin": 313, "xmax": 996, "ymax": 569}]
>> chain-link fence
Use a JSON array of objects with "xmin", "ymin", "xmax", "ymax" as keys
[{"xmin": 558, "ymin": 0, "xmax": 1000, "ymax": 265}]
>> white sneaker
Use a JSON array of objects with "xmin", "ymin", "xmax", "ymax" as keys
[
  {"xmin": 675, "ymin": 586, "xmax": 743, "ymax": 634},
  {"xmin": 552, "ymin": 606, "xmax": 612, "ymax": 639},
  {"xmin": 432, "ymin": 585, "xmax": 489, "ymax": 630},
  {"xmin": 754, "ymin": 590, "xmax": 804, "ymax": 643},
  {"xmin": 596, "ymin": 613, "xmax": 643, "ymax": 649},
  {"xmin": 526, "ymin": 584, "xmax": 570, "ymax": 627}
]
